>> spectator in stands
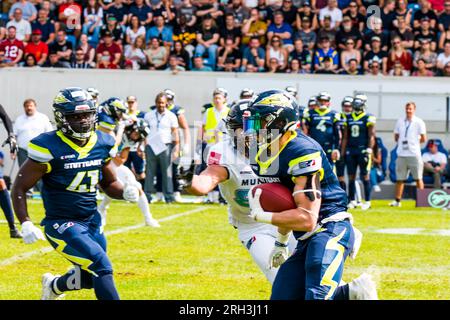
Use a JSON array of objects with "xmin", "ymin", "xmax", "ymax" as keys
[
  {"xmin": 23, "ymin": 53, "xmax": 38, "ymax": 67},
  {"xmin": 178, "ymin": 0, "xmax": 198, "ymax": 27},
  {"xmin": 390, "ymin": 102, "xmax": 427, "ymax": 207},
  {"xmin": 125, "ymin": 15, "xmax": 146, "ymax": 45},
  {"xmin": 96, "ymin": 30, "xmax": 122, "ymax": 68},
  {"xmin": 31, "ymin": 9, "xmax": 56, "ymax": 45},
  {"xmin": 412, "ymin": 0, "xmax": 437, "ymax": 30},
  {"xmin": 150, "ymin": 0, "xmax": 176, "ymax": 26},
  {"xmin": 166, "ymin": 54, "xmax": 186, "ymax": 73},
  {"xmin": 313, "ymin": 36, "xmax": 338, "ymax": 71},
  {"xmin": 82, "ymin": 0, "xmax": 104, "ymax": 46},
  {"xmin": 43, "ymin": 51, "xmax": 68, "ymax": 68},
  {"xmin": 195, "ymin": 0, "xmax": 224, "ymax": 22},
  {"xmin": 170, "ymin": 40, "xmax": 190, "ymax": 70},
  {"xmin": 439, "ymin": 25, "xmax": 450, "ymax": 50},
  {"xmin": 438, "ymin": 1, "xmax": 450, "ymax": 33},
  {"xmin": 195, "ymin": 14, "xmax": 219, "ymax": 69},
  {"xmin": 241, "ymin": 8, "xmax": 267, "ymax": 46},
  {"xmin": 225, "ymin": 0, "xmax": 250, "ymax": 27},
  {"xmin": 342, "ymin": 1, "xmax": 364, "ymax": 32},
  {"xmin": 413, "ymin": 38, "xmax": 437, "ymax": 72},
  {"xmin": 388, "ymin": 35, "xmax": 412, "ymax": 75},
  {"xmin": 219, "ymin": 13, "xmax": 241, "ymax": 50},
  {"xmin": 37, "ymin": 0, "xmax": 58, "ymax": 23},
  {"xmin": 58, "ymin": 0, "xmax": 82, "ymax": 39},
  {"xmin": 191, "ymin": 54, "xmax": 213, "ymax": 71},
  {"xmin": 317, "ymin": 15, "xmax": 337, "ymax": 47},
  {"xmin": 319, "ymin": 0, "xmax": 342, "ymax": 30},
  {"xmin": 414, "ymin": 17, "xmax": 437, "ymax": 52},
  {"xmin": 366, "ymin": 59, "xmax": 383, "ymax": 76},
  {"xmin": 440, "ymin": 61, "xmax": 450, "ymax": 76},
  {"xmin": 287, "ymin": 57, "xmax": 307, "ymax": 73},
  {"xmin": 295, "ymin": 16, "xmax": 317, "ymax": 51},
  {"xmin": 335, "ymin": 15, "xmax": 362, "ymax": 50},
  {"xmin": 340, "ymin": 37, "xmax": 361, "ymax": 71},
  {"xmin": 7, "ymin": 8, "xmax": 31, "ymax": 42},
  {"xmin": 364, "ymin": 17, "xmax": 389, "ymax": 52},
  {"xmin": 437, "ymin": 41, "xmax": 450, "ymax": 74},
  {"xmin": 267, "ymin": 11, "xmax": 294, "ymax": 52},
  {"xmin": 412, "ymin": 58, "xmax": 434, "ymax": 76},
  {"xmin": 145, "ymin": 36, "xmax": 168, "ymax": 70},
  {"xmin": 295, "ymin": 1, "xmax": 319, "ymax": 31},
  {"xmin": 128, "ymin": 0, "xmax": 153, "ymax": 27},
  {"xmin": 314, "ymin": 56, "xmax": 336, "ymax": 74},
  {"xmin": 389, "ymin": 60, "xmax": 409, "ymax": 76},
  {"xmin": 146, "ymin": 15, "xmax": 173, "ymax": 49},
  {"xmin": 124, "ymin": 35, "xmax": 147, "ymax": 69},
  {"xmin": 422, "ymin": 139, "xmax": 448, "ymax": 189},
  {"xmin": 24, "ymin": 29, "xmax": 48, "ymax": 66},
  {"xmin": 267, "ymin": 56, "xmax": 282, "ymax": 72},
  {"xmin": 78, "ymin": 33, "xmax": 96, "ymax": 67},
  {"xmin": 380, "ymin": 0, "xmax": 396, "ymax": 31},
  {"xmin": 100, "ymin": 15, "xmax": 124, "ymax": 46},
  {"xmin": 217, "ymin": 37, "xmax": 242, "ymax": 71},
  {"xmin": 173, "ymin": 14, "xmax": 197, "ymax": 57},
  {"xmin": 144, "ymin": 92, "xmax": 179, "ymax": 203},
  {"xmin": 241, "ymin": 36, "xmax": 265, "ymax": 72},
  {"xmin": 363, "ymin": 36, "xmax": 388, "ymax": 74},
  {"xmin": 289, "ymin": 38, "xmax": 312, "ymax": 73},
  {"xmin": 9, "ymin": 0, "xmax": 37, "ymax": 22},
  {"xmin": 280, "ymin": 0, "xmax": 297, "ymax": 26},
  {"xmin": 106, "ymin": 0, "xmax": 129, "ymax": 26},
  {"xmin": 266, "ymin": 35, "xmax": 288, "ymax": 71},
  {"xmin": 49, "ymin": 30, "xmax": 73, "ymax": 68},
  {"xmin": 341, "ymin": 57, "xmax": 361, "ymax": 74},
  {"xmin": 0, "ymin": 26, "xmax": 24, "ymax": 67},
  {"xmin": 256, "ymin": 0, "xmax": 271, "ymax": 22},
  {"xmin": 390, "ymin": 16, "xmax": 414, "ymax": 50},
  {"xmin": 70, "ymin": 47, "xmax": 92, "ymax": 68},
  {"xmin": 393, "ymin": 0, "xmax": 412, "ymax": 27}
]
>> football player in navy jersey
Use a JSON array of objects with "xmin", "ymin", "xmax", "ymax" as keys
[
  {"xmin": 335, "ymin": 96, "xmax": 354, "ymax": 192},
  {"xmin": 243, "ymin": 90, "xmax": 376, "ymax": 300},
  {"xmin": 11, "ymin": 87, "xmax": 140, "ymax": 300},
  {"xmin": 341, "ymin": 95, "xmax": 376, "ymax": 210}
]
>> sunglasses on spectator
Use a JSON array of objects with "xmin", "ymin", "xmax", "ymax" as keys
[
  {"xmin": 393, "ymin": 41, "xmax": 400, "ymax": 44},
  {"xmin": 346, "ymin": 41, "xmax": 354, "ymax": 45}
]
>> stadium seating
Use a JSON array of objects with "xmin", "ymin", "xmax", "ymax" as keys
[{"xmin": 421, "ymin": 139, "xmax": 449, "ymax": 186}]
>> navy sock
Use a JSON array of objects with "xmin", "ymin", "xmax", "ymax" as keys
[
  {"xmin": 348, "ymin": 180, "xmax": 356, "ymax": 202},
  {"xmin": 0, "ymin": 189, "xmax": 15, "ymax": 229},
  {"xmin": 339, "ymin": 181, "xmax": 347, "ymax": 193},
  {"xmin": 138, "ymin": 179, "xmax": 145, "ymax": 191},
  {"xmin": 334, "ymin": 284, "xmax": 350, "ymax": 300},
  {"xmin": 363, "ymin": 180, "xmax": 372, "ymax": 201},
  {"xmin": 54, "ymin": 267, "xmax": 93, "ymax": 293},
  {"xmin": 94, "ymin": 273, "xmax": 120, "ymax": 300}
]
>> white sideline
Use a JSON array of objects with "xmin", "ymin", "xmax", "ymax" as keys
[{"xmin": 0, "ymin": 206, "xmax": 207, "ymax": 267}]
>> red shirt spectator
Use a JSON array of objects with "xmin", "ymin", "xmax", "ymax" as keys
[
  {"xmin": 24, "ymin": 29, "xmax": 48, "ymax": 65},
  {"xmin": 429, "ymin": 0, "xmax": 445, "ymax": 12},
  {"xmin": 0, "ymin": 26, "xmax": 24, "ymax": 65},
  {"xmin": 58, "ymin": 0, "xmax": 82, "ymax": 26},
  {"xmin": 96, "ymin": 31, "xmax": 122, "ymax": 68}
]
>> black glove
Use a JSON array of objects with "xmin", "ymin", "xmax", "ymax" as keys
[
  {"xmin": 177, "ymin": 160, "xmax": 196, "ymax": 190},
  {"xmin": 3, "ymin": 134, "xmax": 18, "ymax": 155}
]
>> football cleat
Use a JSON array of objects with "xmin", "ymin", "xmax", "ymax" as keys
[
  {"xmin": 348, "ymin": 273, "xmax": 379, "ymax": 300},
  {"xmin": 360, "ymin": 201, "xmax": 371, "ymax": 211},
  {"xmin": 347, "ymin": 201, "xmax": 358, "ymax": 209},
  {"xmin": 41, "ymin": 273, "xmax": 65, "ymax": 300},
  {"xmin": 10, "ymin": 227, "xmax": 22, "ymax": 239},
  {"xmin": 389, "ymin": 200, "xmax": 401, "ymax": 207},
  {"xmin": 145, "ymin": 217, "xmax": 161, "ymax": 228},
  {"xmin": 173, "ymin": 191, "xmax": 183, "ymax": 203}
]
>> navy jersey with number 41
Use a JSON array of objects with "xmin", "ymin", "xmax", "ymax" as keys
[
  {"xmin": 28, "ymin": 130, "xmax": 117, "ymax": 222},
  {"xmin": 344, "ymin": 112, "xmax": 376, "ymax": 152},
  {"xmin": 303, "ymin": 108, "xmax": 341, "ymax": 153},
  {"xmin": 250, "ymin": 131, "xmax": 348, "ymax": 239}
]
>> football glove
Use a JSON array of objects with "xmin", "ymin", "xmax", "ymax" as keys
[
  {"xmin": 182, "ymin": 144, "xmax": 191, "ymax": 157},
  {"xmin": 178, "ymin": 160, "xmax": 196, "ymax": 190},
  {"xmin": 268, "ymin": 231, "xmax": 291, "ymax": 269},
  {"xmin": 247, "ymin": 187, "xmax": 273, "ymax": 224},
  {"xmin": 123, "ymin": 183, "xmax": 139, "ymax": 202},
  {"xmin": 2, "ymin": 134, "xmax": 18, "ymax": 155},
  {"xmin": 363, "ymin": 147, "xmax": 373, "ymax": 164},
  {"xmin": 21, "ymin": 221, "xmax": 45, "ymax": 244}
]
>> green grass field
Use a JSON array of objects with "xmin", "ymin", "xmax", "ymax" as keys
[{"xmin": 0, "ymin": 199, "xmax": 448, "ymax": 300}]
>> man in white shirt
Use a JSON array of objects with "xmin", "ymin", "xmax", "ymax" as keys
[
  {"xmin": 8, "ymin": 0, "xmax": 37, "ymax": 22},
  {"xmin": 6, "ymin": 8, "xmax": 32, "ymax": 42},
  {"xmin": 437, "ymin": 41, "xmax": 450, "ymax": 73},
  {"xmin": 422, "ymin": 140, "xmax": 448, "ymax": 189},
  {"xmin": 390, "ymin": 102, "xmax": 427, "ymax": 207},
  {"xmin": 319, "ymin": 0, "xmax": 342, "ymax": 30},
  {"xmin": 143, "ymin": 92, "xmax": 179, "ymax": 203},
  {"xmin": 14, "ymin": 98, "xmax": 53, "ymax": 167}
]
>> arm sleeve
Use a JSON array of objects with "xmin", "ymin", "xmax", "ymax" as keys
[{"xmin": 0, "ymin": 104, "xmax": 14, "ymax": 136}]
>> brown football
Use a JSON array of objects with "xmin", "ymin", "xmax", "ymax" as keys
[{"xmin": 251, "ymin": 183, "xmax": 296, "ymax": 212}]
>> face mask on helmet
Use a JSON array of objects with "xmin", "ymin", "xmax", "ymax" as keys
[
  {"xmin": 352, "ymin": 98, "xmax": 366, "ymax": 112},
  {"xmin": 57, "ymin": 110, "xmax": 97, "ymax": 140}
]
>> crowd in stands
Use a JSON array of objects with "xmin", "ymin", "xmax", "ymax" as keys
[{"xmin": 1, "ymin": 0, "xmax": 450, "ymax": 76}]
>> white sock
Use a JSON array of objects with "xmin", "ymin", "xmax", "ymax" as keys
[
  {"xmin": 98, "ymin": 195, "xmax": 112, "ymax": 217},
  {"xmin": 138, "ymin": 193, "xmax": 152, "ymax": 221}
]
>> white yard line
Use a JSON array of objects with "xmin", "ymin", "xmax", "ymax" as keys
[{"xmin": 0, "ymin": 206, "xmax": 207, "ymax": 267}]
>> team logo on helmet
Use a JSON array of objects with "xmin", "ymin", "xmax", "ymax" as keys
[{"xmin": 256, "ymin": 93, "xmax": 293, "ymax": 109}]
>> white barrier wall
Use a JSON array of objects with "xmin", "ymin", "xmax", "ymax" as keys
[{"xmin": 0, "ymin": 68, "xmax": 449, "ymax": 175}]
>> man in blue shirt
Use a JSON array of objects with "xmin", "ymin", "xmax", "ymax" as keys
[
  {"xmin": 241, "ymin": 37, "xmax": 266, "ymax": 72},
  {"xmin": 313, "ymin": 36, "xmax": 339, "ymax": 72},
  {"xmin": 128, "ymin": 0, "xmax": 153, "ymax": 27},
  {"xmin": 146, "ymin": 15, "xmax": 173, "ymax": 47},
  {"xmin": 267, "ymin": 11, "xmax": 294, "ymax": 51}
]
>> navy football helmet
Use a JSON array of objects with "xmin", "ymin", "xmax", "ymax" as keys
[
  {"xmin": 316, "ymin": 91, "xmax": 331, "ymax": 110},
  {"xmin": 239, "ymin": 88, "xmax": 255, "ymax": 100},
  {"xmin": 353, "ymin": 94, "xmax": 367, "ymax": 112},
  {"xmin": 163, "ymin": 88, "xmax": 176, "ymax": 102},
  {"xmin": 125, "ymin": 118, "xmax": 151, "ymax": 142},
  {"xmin": 53, "ymin": 87, "xmax": 97, "ymax": 140},
  {"xmin": 308, "ymin": 96, "xmax": 318, "ymax": 109},
  {"xmin": 99, "ymin": 97, "xmax": 127, "ymax": 122},
  {"xmin": 285, "ymin": 86, "xmax": 298, "ymax": 98}
]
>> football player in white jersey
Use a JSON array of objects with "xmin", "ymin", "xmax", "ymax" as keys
[{"xmin": 180, "ymin": 99, "xmax": 297, "ymax": 284}]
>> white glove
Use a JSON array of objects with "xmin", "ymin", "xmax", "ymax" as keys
[
  {"xmin": 123, "ymin": 183, "xmax": 139, "ymax": 202},
  {"xmin": 365, "ymin": 147, "xmax": 373, "ymax": 154},
  {"xmin": 331, "ymin": 149, "xmax": 340, "ymax": 161},
  {"xmin": 21, "ymin": 221, "xmax": 45, "ymax": 244},
  {"xmin": 247, "ymin": 187, "xmax": 273, "ymax": 224},
  {"xmin": 268, "ymin": 232, "xmax": 291, "ymax": 269},
  {"xmin": 182, "ymin": 144, "xmax": 191, "ymax": 156}
]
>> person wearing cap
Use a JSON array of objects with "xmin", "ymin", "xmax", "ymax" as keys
[
  {"xmin": 100, "ymin": 14, "xmax": 124, "ymax": 45},
  {"xmin": 414, "ymin": 17, "xmax": 437, "ymax": 51},
  {"xmin": 363, "ymin": 35, "xmax": 388, "ymax": 74},
  {"xmin": 0, "ymin": 26, "xmax": 24, "ymax": 67},
  {"xmin": 319, "ymin": 0, "xmax": 342, "ymax": 30},
  {"xmin": 295, "ymin": 15, "xmax": 317, "ymax": 51},
  {"xmin": 48, "ymin": 29, "xmax": 73, "ymax": 68},
  {"xmin": 390, "ymin": 102, "xmax": 426, "ymax": 207},
  {"xmin": 335, "ymin": 15, "xmax": 362, "ymax": 51},
  {"xmin": 313, "ymin": 36, "xmax": 338, "ymax": 71},
  {"xmin": 128, "ymin": 0, "xmax": 153, "ymax": 27},
  {"xmin": 317, "ymin": 15, "xmax": 337, "ymax": 47},
  {"xmin": 422, "ymin": 140, "xmax": 448, "ymax": 189},
  {"xmin": 364, "ymin": 17, "xmax": 389, "ymax": 52},
  {"xmin": 412, "ymin": 0, "xmax": 437, "ymax": 30},
  {"xmin": 96, "ymin": 29, "xmax": 122, "ymax": 68},
  {"xmin": 6, "ymin": 8, "xmax": 32, "ymax": 42},
  {"xmin": 24, "ymin": 28, "xmax": 48, "ymax": 66},
  {"xmin": 106, "ymin": 0, "xmax": 129, "ymax": 26},
  {"xmin": 267, "ymin": 11, "xmax": 294, "ymax": 51},
  {"xmin": 194, "ymin": 14, "xmax": 220, "ymax": 70}
]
